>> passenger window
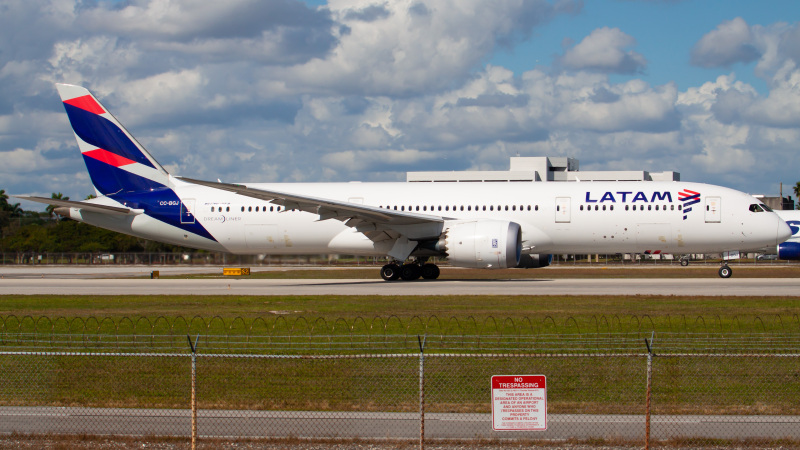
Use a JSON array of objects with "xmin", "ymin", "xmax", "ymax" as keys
[{"xmin": 580, "ymin": 205, "xmax": 584, "ymax": 211}]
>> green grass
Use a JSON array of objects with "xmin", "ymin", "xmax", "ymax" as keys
[{"xmin": 1, "ymin": 294, "xmax": 799, "ymax": 337}]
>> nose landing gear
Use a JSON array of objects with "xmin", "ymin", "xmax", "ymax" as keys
[{"xmin": 718, "ymin": 264, "xmax": 732, "ymax": 278}]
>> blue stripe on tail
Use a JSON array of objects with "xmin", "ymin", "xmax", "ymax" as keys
[
  {"xmin": 63, "ymin": 103, "xmax": 156, "ymax": 169},
  {"xmin": 83, "ymin": 155, "xmax": 164, "ymax": 195}
]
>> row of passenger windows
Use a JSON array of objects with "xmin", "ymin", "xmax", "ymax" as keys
[
  {"xmin": 579, "ymin": 204, "xmax": 683, "ymax": 211},
  {"xmin": 210, "ymin": 206, "xmax": 286, "ymax": 212},
  {"xmin": 379, "ymin": 204, "xmax": 539, "ymax": 212},
  {"xmin": 212, "ymin": 203, "xmax": 689, "ymax": 214}
]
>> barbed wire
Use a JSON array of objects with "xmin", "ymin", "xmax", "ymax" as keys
[{"xmin": 2, "ymin": 313, "xmax": 799, "ymax": 337}]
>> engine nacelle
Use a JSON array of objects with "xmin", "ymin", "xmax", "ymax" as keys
[
  {"xmin": 440, "ymin": 220, "xmax": 521, "ymax": 269},
  {"xmin": 778, "ymin": 241, "xmax": 800, "ymax": 260},
  {"xmin": 516, "ymin": 254, "xmax": 552, "ymax": 268}
]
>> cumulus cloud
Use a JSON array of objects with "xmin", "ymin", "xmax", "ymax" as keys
[
  {"xmin": 3, "ymin": 0, "xmax": 800, "ymax": 202},
  {"xmin": 690, "ymin": 17, "xmax": 761, "ymax": 68},
  {"xmin": 559, "ymin": 27, "xmax": 647, "ymax": 74},
  {"xmin": 80, "ymin": 0, "xmax": 338, "ymax": 64},
  {"xmin": 281, "ymin": 0, "xmax": 582, "ymax": 96}
]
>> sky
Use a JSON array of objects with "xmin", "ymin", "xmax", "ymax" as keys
[{"xmin": 2, "ymin": 0, "xmax": 800, "ymax": 208}]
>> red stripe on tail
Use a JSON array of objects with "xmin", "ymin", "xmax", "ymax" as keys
[
  {"xmin": 64, "ymin": 95, "xmax": 106, "ymax": 115},
  {"xmin": 83, "ymin": 149, "xmax": 136, "ymax": 167}
]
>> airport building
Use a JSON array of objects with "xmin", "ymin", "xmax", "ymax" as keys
[
  {"xmin": 407, "ymin": 156, "xmax": 795, "ymax": 210},
  {"xmin": 407, "ymin": 156, "xmax": 680, "ymax": 183}
]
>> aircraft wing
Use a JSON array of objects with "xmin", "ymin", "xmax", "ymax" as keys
[
  {"xmin": 14, "ymin": 196, "xmax": 135, "ymax": 215},
  {"xmin": 177, "ymin": 177, "xmax": 448, "ymax": 242}
]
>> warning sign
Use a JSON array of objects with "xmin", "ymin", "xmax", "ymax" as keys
[{"xmin": 491, "ymin": 375, "xmax": 547, "ymax": 431}]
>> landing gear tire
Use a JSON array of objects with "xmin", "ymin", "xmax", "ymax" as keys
[
  {"xmin": 380, "ymin": 263, "xmax": 401, "ymax": 281},
  {"xmin": 421, "ymin": 263, "xmax": 440, "ymax": 280},
  {"xmin": 680, "ymin": 258, "xmax": 689, "ymax": 267},
  {"xmin": 718, "ymin": 265, "xmax": 732, "ymax": 278},
  {"xmin": 400, "ymin": 263, "xmax": 422, "ymax": 281}
]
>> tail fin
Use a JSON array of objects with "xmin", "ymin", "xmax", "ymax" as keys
[{"xmin": 56, "ymin": 84, "xmax": 171, "ymax": 196}]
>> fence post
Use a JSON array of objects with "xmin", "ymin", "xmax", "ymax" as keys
[
  {"xmin": 644, "ymin": 332, "xmax": 655, "ymax": 450},
  {"xmin": 187, "ymin": 334, "xmax": 200, "ymax": 450},
  {"xmin": 418, "ymin": 334, "xmax": 427, "ymax": 450}
]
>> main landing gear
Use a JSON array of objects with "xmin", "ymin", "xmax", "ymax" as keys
[{"xmin": 380, "ymin": 260, "xmax": 440, "ymax": 281}]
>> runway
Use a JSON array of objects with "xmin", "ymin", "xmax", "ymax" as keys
[
  {"xmin": 0, "ymin": 265, "xmax": 799, "ymax": 295},
  {"xmin": 2, "ymin": 406, "xmax": 798, "ymax": 440}
]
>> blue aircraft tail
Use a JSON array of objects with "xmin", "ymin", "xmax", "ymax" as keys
[{"xmin": 56, "ymin": 84, "xmax": 172, "ymax": 196}]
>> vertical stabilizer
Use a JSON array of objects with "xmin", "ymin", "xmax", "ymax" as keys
[{"xmin": 56, "ymin": 84, "xmax": 171, "ymax": 196}]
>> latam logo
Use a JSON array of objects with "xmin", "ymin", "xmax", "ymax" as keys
[
  {"xmin": 585, "ymin": 191, "xmax": 673, "ymax": 203},
  {"xmin": 678, "ymin": 189, "xmax": 701, "ymax": 220}
]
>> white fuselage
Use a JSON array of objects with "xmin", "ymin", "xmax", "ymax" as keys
[{"xmin": 69, "ymin": 180, "xmax": 790, "ymax": 258}]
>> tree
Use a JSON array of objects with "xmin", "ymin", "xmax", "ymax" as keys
[
  {"xmin": 46, "ymin": 192, "xmax": 70, "ymax": 218},
  {"xmin": 795, "ymin": 182, "xmax": 800, "ymax": 210}
]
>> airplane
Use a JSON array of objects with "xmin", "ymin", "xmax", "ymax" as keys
[
  {"xmin": 770, "ymin": 210, "xmax": 800, "ymax": 260},
  {"xmin": 15, "ymin": 84, "xmax": 792, "ymax": 280}
]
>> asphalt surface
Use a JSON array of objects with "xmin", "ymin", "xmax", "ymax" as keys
[
  {"xmin": 2, "ymin": 406, "xmax": 798, "ymax": 440},
  {"xmin": 1, "ymin": 271, "xmax": 799, "ymax": 296}
]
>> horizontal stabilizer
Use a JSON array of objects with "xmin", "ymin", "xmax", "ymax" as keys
[{"xmin": 15, "ymin": 196, "xmax": 135, "ymax": 215}]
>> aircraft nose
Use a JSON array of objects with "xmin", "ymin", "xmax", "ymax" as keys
[{"xmin": 777, "ymin": 218, "xmax": 792, "ymax": 244}]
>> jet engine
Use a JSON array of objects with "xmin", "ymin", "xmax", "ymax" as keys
[
  {"xmin": 437, "ymin": 220, "xmax": 521, "ymax": 269},
  {"xmin": 777, "ymin": 241, "xmax": 800, "ymax": 260}
]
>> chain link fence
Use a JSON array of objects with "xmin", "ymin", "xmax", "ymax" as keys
[{"xmin": 1, "ymin": 333, "xmax": 798, "ymax": 448}]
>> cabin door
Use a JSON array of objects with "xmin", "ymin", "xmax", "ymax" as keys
[
  {"xmin": 555, "ymin": 197, "xmax": 571, "ymax": 223},
  {"xmin": 705, "ymin": 197, "xmax": 721, "ymax": 223}
]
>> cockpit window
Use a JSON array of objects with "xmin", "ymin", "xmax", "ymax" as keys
[{"xmin": 749, "ymin": 203, "xmax": 772, "ymax": 213}]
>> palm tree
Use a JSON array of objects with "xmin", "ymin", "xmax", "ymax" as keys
[
  {"xmin": 7, "ymin": 202, "xmax": 22, "ymax": 217},
  {"xmin": 794, "ymin": 182, "xmax": 800, "ymax": 210},
  {"xmin": 47, "ymin": 192, "xmax": 70, "ymax": 218},
  {"xmin": 0, "ymin": 189, "xmax": 9, "ymax": 210}
]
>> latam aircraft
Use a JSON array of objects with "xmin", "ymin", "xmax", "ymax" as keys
[
  {"xmin": 17, "ymin": 84, "xmax": 792, "ymax": 280},
  {"xmin": 771, "ymin": 210, "xmax": 800, "ymax": 259}
]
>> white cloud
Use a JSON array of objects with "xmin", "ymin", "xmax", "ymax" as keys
[
  {"xmin": 2, "ymin": 0, "xmax": 800, "ymax": 202},
  {"xmin": 690, "ymin": 17, "xmax": 761, "ymax": 68},
  {"xmin": 281, "ymin": 0, "xmax": 579, "ymax": 95},
  {"xmin": 559, "ymin": 27, "xmax": 647, "ymax": 74}
]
